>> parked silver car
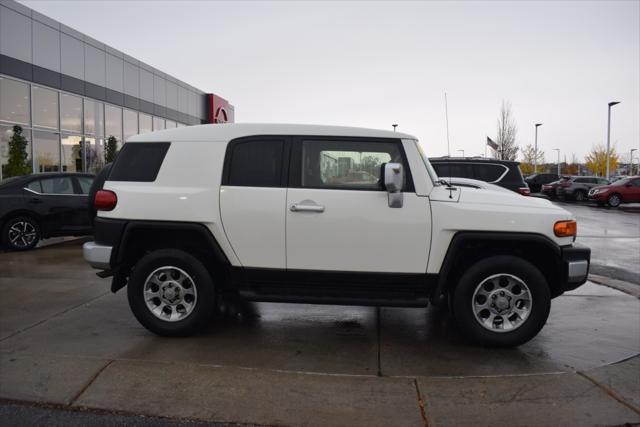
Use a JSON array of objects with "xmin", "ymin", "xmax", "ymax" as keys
[{"xmin": 556, "ymin": 176, "xmax": 610, "ymax": 201}]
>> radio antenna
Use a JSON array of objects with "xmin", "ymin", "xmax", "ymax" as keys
[{"xmin": 445, "ymin": 92, "xmax": 451, "ymax": 157}]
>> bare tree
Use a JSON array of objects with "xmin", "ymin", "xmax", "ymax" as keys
[{"xmin": 495, "ymin": 100, "xmax": 518, "ymax": 160}]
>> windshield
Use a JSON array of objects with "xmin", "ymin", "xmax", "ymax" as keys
[
  {"xmin": 413, "ymin": 140, "xmax": 439, "ymax": 184},
  {"xmin": 611, "ymin": 178, "xmax": 629, "ymax": 186}
]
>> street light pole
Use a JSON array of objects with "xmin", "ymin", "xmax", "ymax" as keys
[
  {"xmin": 534, "ymin": 123, "xmax": 542, "ymax": 173},
  {"xmin": 606, "ymin": 101, "xmax": 620, "ymax": 180},
  {"xmin": 631, "ymin": 148, "xmax": 637, "ymax": 175},
  {"xmin": 553, "ymin": 148, "xmax": 560, "ymax": 176},
  {"xmin": 457, "ymin": 149, "xmax": 464, "ymax": 157}
]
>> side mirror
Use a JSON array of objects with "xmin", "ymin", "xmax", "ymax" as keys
[{"xmin": 384, "ymin": 163, "xmax": 404, "ymax": 208}]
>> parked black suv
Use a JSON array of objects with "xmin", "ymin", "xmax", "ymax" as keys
[
  {"xmin": 429, "ymin": 157, "xmax": 530, "ymax": 195},
  {"xmin": 0, "ymin": 172, "xmax": 94, "ymax": 251},
  {"xmin": 525, "ymin": 173, "xmax": 559, "ymax": 193}
]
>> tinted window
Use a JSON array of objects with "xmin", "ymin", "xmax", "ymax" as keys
[
  {"xmin": 301, "ymin": 140, "xmax": 403, "ymax": 190},
  {"xmin": 574, "ymin": 178, "xmax": 588, "ymax": 183},
  {"xmin": 474, "ymin": 164, "xmax": 507, "ymax": 182},
  {"xmin": 27, "ymin": 180, "xmax": 42, "ymax": 192},
  {"xmin": 227, "ymin": 140, "xmax": 283, "ymax": 187},
  {"xmin": 632, "ymin": 179, "xmax": 640, "ymax": 187},
  {"xmin": 76, "ymin": 176, "xmax": 94, "ymax": 194},
  {"xmin": 432, "ymin": 162, "xmax": 474, "ymax": 179},
  {"xmin": 40, "ymin": 177, "xmax": 74, "ymax": 194},
  {"xmin": 109, "ymin": 142, "xmax": 170, "ymax": 182},
  {"xmin": 597, "ymin": 178, "xmax": 609, "ymax": 184}
]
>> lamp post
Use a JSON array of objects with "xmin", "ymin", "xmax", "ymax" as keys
[
  {"xmin": 457, "ymin": 149, "xmax": 464, "ymax": 157},
  {"xmin": 392, "ymin": 124, "xmax": 398, "ymax": 132},
  {"xmin": 631, "ymin": 148, "xmax": 637, "ymax": 176},
  {"xmin": 606, "ymin": 101, "xmax": 620, "ymax": 180},
  {"xmin": 553, "ymin": 148, "xmax": 560, "ymax": 176},
  {"xmin": 534, "ymin": 123, "xmax": 543, "ymax": 173}
]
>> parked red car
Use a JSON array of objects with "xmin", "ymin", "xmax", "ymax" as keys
[
  {"xmin": 541, "ymin": 179, "xmax": 566, "ymax": 199},
  {"xmin": 587, "ymin": 176, "xmax": 640, "ymax": 207}
]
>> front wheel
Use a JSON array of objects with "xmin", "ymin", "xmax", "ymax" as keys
[
  {"xmin": 452, "ymin": 255, "xmax": 551, "ymax": 347},
  {"xmin": 607, "ymin": 193, "xmax": 622, "ymax": 207},
  {"xmin": 573, "ymin": 190, "xmax": 586, "ymax": 202},
  {"xmin": 2, "ymin": 216, "xmax": 41, "ymax": 251},
  {"xmin": 127, "ymin": 249, "xmax": 216, "ymax": 336}
]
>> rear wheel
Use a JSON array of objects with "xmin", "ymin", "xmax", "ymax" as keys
[
  {"xmin": 127, "ymin": 249, "xmax": 216, "ymax": 336},
  {"xmin": 2, "ymin": 216, "xmax": 40, "ymax": 251},
  {"xmin": 452, "ymin": 255, "xmax": 551, "ymax": 347},
  {"xmin": 607, "ymin": 193, "xmax": 622, "ymax": 207}
]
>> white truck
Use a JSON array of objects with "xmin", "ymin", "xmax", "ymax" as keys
[{"xmin": 83, "ymin": 124, "xmax": 590, "ymax": 347}]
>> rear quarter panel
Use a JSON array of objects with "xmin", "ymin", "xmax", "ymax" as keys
[{"xmin": 99, "ymin": 140, "xmax": 240, "ymax": 265}]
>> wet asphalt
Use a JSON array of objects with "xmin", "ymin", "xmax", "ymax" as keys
[
  {"xmin": 0, "ymin": 240, "xmax": 639, "ymax": 425},
  {"xmin": 551, "ymin": 200, "xmax": 640, "ymax": 284}
]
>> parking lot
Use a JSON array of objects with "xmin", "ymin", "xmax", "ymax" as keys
[
  {"xmin": 1, "ymin": 216, "xmax": 639, "ymax": 426},
  {"xmin": 560, "ymin": 201, "xmax": 640, "ymax": 284}
]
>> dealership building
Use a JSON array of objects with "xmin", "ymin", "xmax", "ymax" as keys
[{"xmin": 0, "ymin": 0, "xmax": 233, "ymax": 179}]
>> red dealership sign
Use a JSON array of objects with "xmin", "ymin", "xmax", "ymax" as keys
[{"xmin": 207, "ymin": 94, "xmax": 235, "ymax": 124}]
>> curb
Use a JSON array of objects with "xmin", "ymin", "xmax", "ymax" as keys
[{"xmin": 589, "ymin": 274, "xmax": 640, "ymax": 299}]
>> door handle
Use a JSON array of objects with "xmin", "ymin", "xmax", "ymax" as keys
[
  {"xmin": 290, "ymin": 202, "xmax": 325, "ymax": 213},
  {"xmin": 29, "ymin": 197, "xmax": 43, "ymax": 204}
]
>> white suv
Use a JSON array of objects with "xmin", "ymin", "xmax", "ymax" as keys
[{"xmin": 83, "ymin": 124, "xmax": 590, "ymax": 347}]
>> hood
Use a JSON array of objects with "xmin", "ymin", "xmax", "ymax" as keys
[{"xmin": 458, "ymin": 184, "xmax": 568, "ymax": 213}]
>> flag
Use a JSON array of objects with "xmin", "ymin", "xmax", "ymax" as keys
[{"xmin": 486, "ymin": 137, "xmax": 498, "ymax": 151}]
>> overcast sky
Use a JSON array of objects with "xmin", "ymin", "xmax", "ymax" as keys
[{"xmin": 21, "ymin": 0, "xmax": 640, "ymax": 162}]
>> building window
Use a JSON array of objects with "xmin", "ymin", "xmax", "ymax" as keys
[
  {"xmin": 32, "ymin": 86, "xmax": 59, "ymax": 130},
  {"xmin": 123, "ymin": 109, "xmax": 138, "ymax": 142},
  {"xmin": 153, "ymin": 116, "xmax": 165, "ymax": 131},
  {"xmin": 61, "ymin": 134, "xmax": 83, "ymax": 172},
  {"xmin": 0, "ymin": 77, "xmax": 30, "ymax": 126},
  {"xmin": 1, "ymin": 125, "xmax": 32, "ymax": 180},
  {"xmin": 60, "ymin": 93, "xmax": 82, "ymax": 133},
  {"xmin": 33, "ymin": 130, "xmax": 60, "ymax": 172},
  {"xmin": 105, "ymin": 105, "xmax": 123, "ymax": 144},
  {"xmin": 84, "ymin": 99, "xmax": 104, "ymax": 136},
  {"xmin": 139, "ymin": 113, "xmax": 152, "ymax": 134},
  {"xmin": 83, "ymin": 136, "xmax": 104, "ymax": 174}
]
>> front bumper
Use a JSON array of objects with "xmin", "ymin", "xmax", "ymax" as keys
[
  {"xmin": 560, "ymin": 244, "xmax": 590, "ymax": 292},
  {"xmin": 83, "ymin": 241, "xmax": 112, "ymax": 270},
  {"xmin": 587, "ymin": 191, "xmax": 608, "ymax": 201}
]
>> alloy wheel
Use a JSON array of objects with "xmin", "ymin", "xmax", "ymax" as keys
[
  {"xmin": 471, "ymin": 273, "xmax": 532, "ymax": 333},
  {"xmin": 8, "ymin": 221, "xmax": 37, "ymax": 249},
  {"xmin": 143, "ymin": 266, "xmax": 198, "ymax": 322}
]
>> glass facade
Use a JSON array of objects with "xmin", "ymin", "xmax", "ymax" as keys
[{"xmin": 0, "ymin": 76, "xmax": 188, "ymax": 179}]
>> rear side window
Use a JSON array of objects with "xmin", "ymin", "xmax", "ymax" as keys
[
  {"xmin": 225, "ymin": 140, "xmax": 284, "ymax": 187},
  {"xmin": 474, "ymin": 164, "xmax": 508, "ymax": 182},
  {"xmin": 109, "ymin": 142, "xmax": 170, "ymax": 182},
  {"xmin": 40, "ymin": 177, "xmax": 75, "ymax": 194},
  {"xmin": 76, "ymin": 176, "xmax": 94, "ymax": 194}
]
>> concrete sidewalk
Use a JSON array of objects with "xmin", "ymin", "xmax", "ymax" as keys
[{"xmin": 1, "ymin": 240, "xmax": 639, "ymax": 426}]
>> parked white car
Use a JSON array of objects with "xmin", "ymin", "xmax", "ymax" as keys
[{"xmin": 84, "ymin": 124, "xmax": 590, "ymax": 347}]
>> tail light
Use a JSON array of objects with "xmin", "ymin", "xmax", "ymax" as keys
[
  {"xmin": 518, "ymin": 187, "xmax": 530, "ymax": 196},
  {"xmin": 95, "ymin": 190, "xmax": 117, "ymax": 211},
  {"xmin": 554, "ymin": 220, "xmax": 577, "ymax": 237}
]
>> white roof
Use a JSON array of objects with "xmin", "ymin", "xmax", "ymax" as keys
[{"xmin": 127, "ymin": 123, "xmax": 416, "ymax": 143}]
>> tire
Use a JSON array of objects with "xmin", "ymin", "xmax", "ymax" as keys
[
  {"xmin": 573, "ymin": 190, "xmax": 586, "ymax": 202},
  {"xmin": 127, "ymin": 249, "xmax": 216, "ymax": 337},
  {"xmin": 607, "ymin": 193, "xmax": 622, "ymax": 208},
  {"xmin": 2, "ymin": 216, "xmax": 41, "ymax": 251},
  {"xmin": 452, "ymin": 255, "xmax": 551, "ymax": 348}
]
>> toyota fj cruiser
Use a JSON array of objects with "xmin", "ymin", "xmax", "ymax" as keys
[{"xmin": 84, "ymin": 124, "xmax": 590, "ymax": 347}]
